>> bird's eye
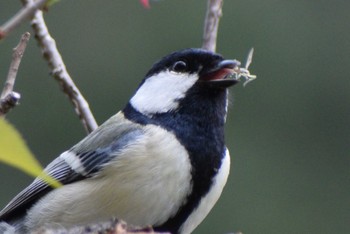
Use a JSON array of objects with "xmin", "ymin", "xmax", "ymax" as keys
[{"xmin": 171, "ymin": 61, "xmax": 187, "ymax": 73}]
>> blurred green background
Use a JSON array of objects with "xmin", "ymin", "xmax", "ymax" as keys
[{"xmin": 1, "ymin": 0, "xmax": 349, "ymax": 233}]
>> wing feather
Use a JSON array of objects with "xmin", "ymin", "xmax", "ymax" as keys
[
  {"xmin": 0, "ymin": 158, "xmax": 83, "ymax": 221},
  {"xmin": 0, "ymin": 112, "xmax": 144, "ymax": 223}
]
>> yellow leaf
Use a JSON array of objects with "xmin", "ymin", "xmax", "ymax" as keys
[{"xmin": 0, "ymin": 118, "xmax": 61, "ymax": 188}]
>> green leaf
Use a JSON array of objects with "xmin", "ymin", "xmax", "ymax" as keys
[{"xmin": 0, "ymin": 118, "xmax": 61, "ymax": 188}]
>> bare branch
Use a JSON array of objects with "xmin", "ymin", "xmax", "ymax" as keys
[
  {"xmin": 1, "ymin": 32, "xmax": 30, "ymax": 99},
  {"xmin": 20, "ymin": 0, "xmax": 98, "ymax": 133},
  {"xmin": 0, "ymin": 32, "xmax": 30, "ymax": 116},
  {"xmin": 32, "ymin": 219, "xmax": 169, "ymax": 234},
  {"xmin": 202, "ymin": 0, "xmax": 224, "ymax": 52},
  {"xmin": 0, "ymin": 0, "xmax": 47, "ymax": 40}
]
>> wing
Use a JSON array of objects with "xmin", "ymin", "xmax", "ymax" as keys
[
  {"xmin": 0, "ymin": 112, "xmax": 144, "ymax": 222},
  {"xmin": 0, "ymin": 157, "xmax": 84, "ymax": 222}
]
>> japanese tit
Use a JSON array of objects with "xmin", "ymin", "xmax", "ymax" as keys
[{"xmin": 0, "ymin": 48, "xmax": 240, "ymax": 234}]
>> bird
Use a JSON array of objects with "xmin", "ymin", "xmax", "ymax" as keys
[{"xmin": 0, "ymin": 48, "xmax": 240, "ymax": 234}]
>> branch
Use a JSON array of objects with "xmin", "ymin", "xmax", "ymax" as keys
[
  {"xmin": 0, "ymin": 0, "xmax": 97, "ymax": 132},
  {"xmin": 0, "ymin": 0, "xmax": 47, "ymax": 40},
  {"xmin": 202, "ymin": 0, "xmax": 224, "ymax": 52},
  {"xmin": 20, "ymin": 0, "xmax": 98, "ymax": 133},
  {"xmin": 32, "ymin": 219, "xmax": 168, "ymax": 234},
  {"xmin": 0, "ymin": 32, "xmax": 30, "ymax": 116}
]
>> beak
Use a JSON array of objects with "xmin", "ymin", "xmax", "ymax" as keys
[{"xmin": 199, "ymin": 60, "xmax": 240, "ymax": 88}]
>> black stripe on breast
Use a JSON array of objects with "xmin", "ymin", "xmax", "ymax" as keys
[{"xmin": 123, "ymin": 86, "xmax": 228, "ymax": 234}]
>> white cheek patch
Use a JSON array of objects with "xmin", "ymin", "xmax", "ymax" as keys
[{"xmin": 130, "ymin": 71, "xmax": 198, "ymax": 116}]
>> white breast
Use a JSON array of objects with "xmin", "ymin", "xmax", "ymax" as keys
[{"xmin": 25, "ymin": 124, "xmax": 192, "ymax": 231}]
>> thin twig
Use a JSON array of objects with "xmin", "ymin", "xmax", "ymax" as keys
[
  {"xmin": 20, "ymin": 0, "xmax": 98, "ymax": 133},
  {"xmin": 0, "ymin": 32, "xmax": 30, "ymax": 116},
  {"xmin": 202, "ymin": 0, "xmax": 224, "ymax": 52},
  {"xmin": 32, "ymin": 218, "xmax": 169, "ymax": 234},
  {"xmin": 0, "ymin": 0, "xmax": 47, "ymax": 40}
]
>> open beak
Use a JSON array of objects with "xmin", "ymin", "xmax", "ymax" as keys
[{"xmin": 200, "ymin": 60, "xmax": 240, "ymax": 88}]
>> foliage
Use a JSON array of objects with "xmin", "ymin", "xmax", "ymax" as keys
[{"xmin": 0, "ymin": 118, "xmax": 61, "ymax": 188}]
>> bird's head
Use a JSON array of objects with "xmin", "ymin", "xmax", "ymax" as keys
[{"xmin": 130, "ymin": 48, "xmax": 240, "ymax": 117}]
